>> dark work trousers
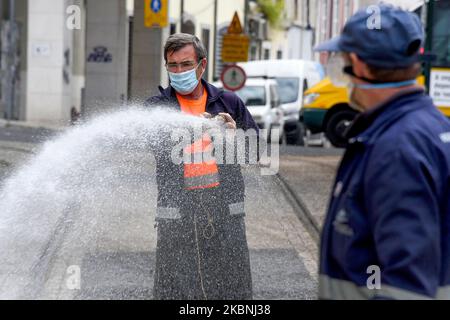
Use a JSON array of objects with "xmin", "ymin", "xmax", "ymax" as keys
[{"xmin": 153, "ymin": 187, "xmax": 253, "ymax": 300}]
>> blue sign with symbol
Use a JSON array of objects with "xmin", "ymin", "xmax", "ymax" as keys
[{"xmin": 151, "ymin": 0, "xmax": 161, "ymax": 13}]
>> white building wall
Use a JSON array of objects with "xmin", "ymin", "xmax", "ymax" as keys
[
  {"xmin": 267, "ymin": 27, "xmax": 287, "ymax": 60},
  {"xmin": 71, "ymin": 0, "xmax": 86, "ymax": 114},
  {"xmin": 168, "ymin": 0, "xmax": 245, "ymax": 81},
  {"xmin": 84, "ymin": 0, "xmax": 128, "ymax": 115},
  {"xmin": 25, "ymin": 0, "xmax": 72, "ymax": 123},
  {"xmin": 62, "ymin": 0, "xmax": 74, "ymax": 121}
]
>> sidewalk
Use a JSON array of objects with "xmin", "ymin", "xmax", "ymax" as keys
[{"xmin": 278, "ymin": 147, "xmax": 343, "ymax": 231}]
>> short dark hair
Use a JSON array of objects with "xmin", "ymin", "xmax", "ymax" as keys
[
  {"xmin": 163, "ymin": 33, "xmax": 207, "ymax": 63},
  {"xmin": 366, "ymin": 63, "xmax": 422, "ymax": 83}
]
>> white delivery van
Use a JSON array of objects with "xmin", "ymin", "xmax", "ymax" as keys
[
  {"xmin": 238, "ymin": 59, "xmax": 324, "ymax": 145},
  {"xmin": 213, "ymin": 77, "xmax": 284, "ymax": 142}
]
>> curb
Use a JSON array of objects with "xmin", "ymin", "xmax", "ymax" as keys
[
  {"xmin": 0, "ymin": 145, "xmax": 35, "ymax": 154},
  {"xmin": 275, "ymin": 173, "xmax": 321, "ymax": 243},
  {"xmin": 0, "ymin": 119, "xmax": 65, "ymax": 131},
  {"xmin": 0, "ymin": 140, "xmax": 36, "ymax": 154}
]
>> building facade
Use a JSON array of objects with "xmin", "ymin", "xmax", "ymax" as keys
[
  {"xmin": 0, "ymin": 0, "xmax": 417, "ymax": 123},
  {"xmin": 0, "ymin": 0, "xmax": 247, "ymax": 123}
]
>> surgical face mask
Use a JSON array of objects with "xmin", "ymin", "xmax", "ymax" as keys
[
  {"xmin": 326, "ymin": 53, "xmax": 351, "ymax": 87},
  {"xmin": 347, "ymin": 82, "xmax": 365, "ymax": 112},
  {"xmin": 326, "ymin": 54, "xmax": 363, "ymax": 110},
  {"xmin": 326, "ymin": 53, "xmax": 417, "ymax": 111},
  {"xmin": 326, "ymin": 53, "xmax": 417, "ymax": 89},
  {"xmin": 168, "ymin": 62, "xmax": 202, "ymax": 95}
]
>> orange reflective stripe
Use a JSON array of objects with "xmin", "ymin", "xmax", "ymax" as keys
[
  {"xmin": 186, "ymin": 182, "xmax": 220, "ymax": 191},
  {"xmin": 183, "ymin": 132, "xmax": 220, "ymax": 190},
  {"xmin": 184, "ymin": 161, "xmax": 218, "ymax": 178},
  {"xmin": 184, "ymin": 135, "xmax": 213, "ymax": 154}
]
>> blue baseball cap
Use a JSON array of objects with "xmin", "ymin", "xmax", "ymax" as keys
[{"xmin": 314, "ymin": 5, "xmax": 424, "ymax": 68}]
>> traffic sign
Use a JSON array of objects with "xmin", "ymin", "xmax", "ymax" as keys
[
  {"xmin": 144, "ymin": 0, "xmax": 168, "ymax": 28},
  {"xmin": 221, "ymin": 12, "xmax": 249, "ymax": 63},
  {"xmin": 228, "ymin": 12, "xmax": 243, "ymax": 34},
  {"xmin": 220, "ymin": 65, "xmax": 247, "ymax": 91},
  {"xmin": 222, "ymin": 34, "xmax": 250, "ymax": 63}
]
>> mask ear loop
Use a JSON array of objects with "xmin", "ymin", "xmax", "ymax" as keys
[
  {"xmin": 343, "ymin": 66, "xmax": 417, "ymax": 89},
  {"xmin": 195, "ymin": 59, "xmax": 206, "ymax": 80},
  {"xmin": 343, "ymin": 66, "xmax": 385, "ymax": 84}
]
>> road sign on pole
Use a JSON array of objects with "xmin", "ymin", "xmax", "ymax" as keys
[
  {"xmin": 227, "ymin": 12, "xmax": 243, "ymax": 34},
  {"xmin": 144, "ymin": 0, "xmax": 168, "ymax": 28},
  {"xmin": 220, "ymin": 64, "xmax": 247, "ymax": 91},
  {"xmin": 221, "ymin": 12, "xmax": 249, "ymax": 63}
]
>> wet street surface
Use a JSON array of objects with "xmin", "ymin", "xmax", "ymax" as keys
[{"xmin": 0, "ymin": 124, "xmax": 342, "ymax": 299}]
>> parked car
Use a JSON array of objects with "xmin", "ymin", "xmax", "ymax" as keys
[
  {"xmin": 238, "ymin": 59, "xmax": 324, "ymax": 145},
  {"xmin": 213, "ymin": 77, "xmax": 285, "ymax": 142}
]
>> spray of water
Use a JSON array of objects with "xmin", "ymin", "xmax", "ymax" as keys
[{"xmin": 0, "ymin": 107, "xmax": 212, "ymax": 299}]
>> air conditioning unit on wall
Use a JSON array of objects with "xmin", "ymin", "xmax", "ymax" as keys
[{"xmin": 248, "ymin": 17, "xmax": 268, "ymax": 41}]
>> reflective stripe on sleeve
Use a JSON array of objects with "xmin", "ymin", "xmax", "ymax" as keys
[
  {"xmin": 229, "ymin": 202, "xmax": 245, "ymax": 216},
  {"xmin": 319, "ymin": 275, "xmax": 433, "ymax": 300},
  {"xmin": 184, "ymin": 173, "xmax": 220, "ymax": 189},
  {"xmin": 155, "ymin": 207, "xmax": 181, "ymax": 220},
  {"xmin": 437, "ymin": 286, "xmax": 450, "ymax": 300}
]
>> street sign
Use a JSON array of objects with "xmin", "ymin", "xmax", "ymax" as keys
[
  {"xmin": 144, "ymin": 0, "xmax": 168, "ymax": 28},
  {"xmin": 430, "ymin": 68, "xmax": 450, "ymax": 108},
  {"xmin": 220, "ymin": 64, "xmax": 247, "ymax": 91},
  {"xmin": 221, "ymin": 12, "xmax": 249, "ymax": 63},
  {"xmin": 228, "ymin": 12, "xmax": 243, "ymax": 34}
]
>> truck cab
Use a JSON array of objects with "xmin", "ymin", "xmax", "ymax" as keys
[{"xmin": 302, "ymin": 0, "xmax": 450, "ymax": 148}]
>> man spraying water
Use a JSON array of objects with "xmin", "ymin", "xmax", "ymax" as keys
[{"xmin": 145, "ymin": 33, "xmax": 259, "ymax": 300}]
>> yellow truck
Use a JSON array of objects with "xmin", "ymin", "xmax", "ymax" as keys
[
  {"xmin": 301, "ymin": 0, "xmax": 450, "ymax": 148},
  {"xmin": 301, "ymin": 78, "xmax": 356, "ymax": 148},
  {"xmin": 301, "ymin": 75, "xmax": 450, "ymax": 148}
]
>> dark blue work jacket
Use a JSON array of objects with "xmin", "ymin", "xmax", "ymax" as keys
[{"xmin": 320, "ymin": 88, "xmax": 450, "ymax": 299}]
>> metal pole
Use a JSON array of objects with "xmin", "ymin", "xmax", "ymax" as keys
[
  {"xmin": 244, "ymin": 0, "xmax": 249, "ymax": 33},
  {"xmin": 7, "ymin": 0, "xmax": 16, "ymax": 121},
  {"xmin": 306, "ymin": 0, "xmax": 311, "ymax": 29},
  {"xmin": 180, "ymin": 0, "xmax": 184, "ymax": 32},
  {"xmin": 212, "ymin": 0, "xmax": 217, "ymax": 81},
  {"xmin": 424, "ymin": 0, "xmax": 434, "ymax": 94}
]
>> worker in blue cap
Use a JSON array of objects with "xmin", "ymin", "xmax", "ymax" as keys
[{"xmin": 315, "ymin": 4, "xmax": 450, "ymax": 299}]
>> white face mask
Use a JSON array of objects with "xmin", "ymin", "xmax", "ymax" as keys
[
  {"xmin": 168, "ymin": 62, "xmax": 202, "ymax": 95},
  {"xmin": 326, "ymin": 53, "xmax": 351, "ymax": 87},
  {"xmin": 326, "ymin": 53, "xmax": 363, "ymax": 111},
  {"xmin": 347, "ymin": 82, "xmax": 365, "ymax": 112}
]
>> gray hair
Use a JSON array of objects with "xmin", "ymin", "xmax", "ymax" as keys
[{"xmin": 163, "ymin": 33, "xmax": 207, "ymax": 62}]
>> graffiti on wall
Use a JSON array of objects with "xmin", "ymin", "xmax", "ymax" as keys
[{"xmin": 87, "ymin": 46, "xmax": 112, "ymax": 63}]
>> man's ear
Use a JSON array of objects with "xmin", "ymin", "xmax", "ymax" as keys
[
  {"xmin": 349, "ymin": 53, "xmax": 372, "ymax": 79},
  {"xmin": 198, "ymin": 58, "xmax": 207, "ymax": 77}
]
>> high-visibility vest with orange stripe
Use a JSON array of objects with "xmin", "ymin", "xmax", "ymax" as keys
[
  {"xmin": 176, "ymin": 89, "xmax": 220, "ymax": 191},
  {"xmin": 183, "ymin": 132, "xmax": 220, "ymax": 190}
]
